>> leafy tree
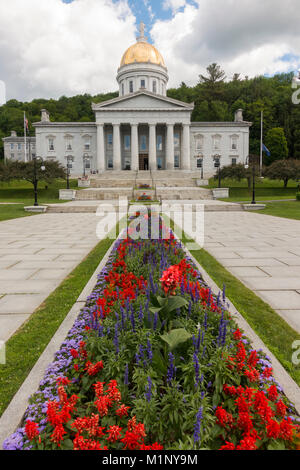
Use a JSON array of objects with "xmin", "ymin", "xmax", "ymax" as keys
[
  {"xmin": 264, "ymin": 159, "xmax": 300, "ymax": 188},
  {"xmin": 216, "ymin": 163, "xmax": 260, "ymax": 190},
  {"xmin": 265, "ymin": 127, "xmax": 289, "ymax": 164},
  {"xmin": 0, "ymin": 159, "xmax": 66, "ymax": 186}
]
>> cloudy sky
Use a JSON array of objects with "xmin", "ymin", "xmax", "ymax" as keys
[{"xmin": 0, "ymin": 0, "xmax": 299, "ymax": 102}]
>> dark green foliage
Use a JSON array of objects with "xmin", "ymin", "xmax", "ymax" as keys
[
  {"xmin": 264, "ymin": 159, "xmax": 300, "ymax": 187},
  {"xmin": 0, "ymin": 66, "xmax": 299, "ymax": 160}
]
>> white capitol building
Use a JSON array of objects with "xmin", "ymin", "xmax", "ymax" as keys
[{"xmin": 3, "ymin": 23, "xmax": 251, "ymax": 183}]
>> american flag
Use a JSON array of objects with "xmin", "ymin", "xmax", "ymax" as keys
[{"xmin": 24, "ymin": 114, "xmax": 29, "ymax": 133}]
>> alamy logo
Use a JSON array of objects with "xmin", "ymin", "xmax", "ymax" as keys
[{"xmin": 292, "ymin": 73, "xmax": 300, "ymax": 105}]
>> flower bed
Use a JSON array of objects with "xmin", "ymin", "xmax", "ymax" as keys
[{"xmin": 3, "ymin": 213, "xmax": 300, "ymax": 451}]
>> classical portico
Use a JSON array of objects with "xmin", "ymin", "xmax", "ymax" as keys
[{"xmin": 93, "ymin": 92, "xmax": 193, "ymax": 172}]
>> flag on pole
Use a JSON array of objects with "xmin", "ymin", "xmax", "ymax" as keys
[
  {"xmin": 262, "ymin": 143, "xmax": 271, "ymax": 157},
  {"xmin": 24, "ymin": 114, "xmax": 29, "ymax": 133}
]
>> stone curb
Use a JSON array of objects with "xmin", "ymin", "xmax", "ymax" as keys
[
  {"xmin": 183, "ymin": 245, "xmax": 300, "ymax": 415},
  {"xmin": 0, "ymin": 235, "xmax": 119, "ymax": 449}
]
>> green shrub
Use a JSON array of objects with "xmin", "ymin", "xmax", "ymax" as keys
[{"xmin": 296, "ymin": 192, "xmax": 300, "ymax": 201}]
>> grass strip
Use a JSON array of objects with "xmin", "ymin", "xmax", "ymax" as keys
[
  {"xmin": 0, "ymin": 204, "xmax": 37, "ymax": 222},
  {"xmin": 0, "ymin": 223, "xmax": 119, "ymax": 417},
  {"xmin": 252, "ymin": 201, "xmax": 300, "ymax": 221},
  {"xmin": 167, "ymin": 216, "xmax": 300, "ymax": 387}
]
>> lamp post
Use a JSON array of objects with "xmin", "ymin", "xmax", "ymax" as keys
[
  {"xmin": 245, "ymin": 156, "xmax": 256, "ymax": 205},
  {"xmin": 66, "ymin": 155, "xmax": 73, "ymax": 189},
  {"xmin": 214, "ymin": 155, "xmax": 221, "ymax": 188},
  {"xmin": 32, "ymin": 156, "xmax": 45, "ymax": 206}
]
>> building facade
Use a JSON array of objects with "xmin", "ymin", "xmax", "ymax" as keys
[{"xmin": 3, "ymin": 24, "xmax": 251, "ymax": 178}]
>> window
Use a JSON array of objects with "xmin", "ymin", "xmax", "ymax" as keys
[
  {"xmin": 85, "ymin": 159, "xmax": 91, "ymax": 169},
  {"xmin": 66, "ymin": 138, "xmax": 72, "ymax": 151},
  {"xmin": 157, "ymin": 135, "xmax": 163, "ymax": 151},
  {"xmin": 18, "ymin": 143, "xmax": 21, "ymax": 151},
  {"xmin": 108, "ymin": 158, "xmax": 113, "ymax": 169},
  {"xmin": 197, "ymin": 158, "xmax": 203, "ymax": 168},
  {"xmin": 10, "ymin": 153, "xmax": 14, "ymax": 159},
  {"xmin": 174, "ymin": 154, "xmax": 180, "ymax": 168},
  {"xmin": 153, "ymin": 80, "xmax": 157, "ymax": 93},
  {"xmin": 48, "ymin": 138, "xmax": 54, "ymax": 151},
  {"xmin": 214, "ymin": 157, "xmax": 220, "ymax": 168},
  {"xmin": 195, "ymin": 134, "xmax": 203, "ymax": 151},
  {"xmin": 107, "ymin": 133, "xmax": 113, "ymax": 148},
  {"xmin": 129, "ymin": 81, "xmax": 134, "ymax": 93},
  {"xmin": 157, "ymin": 156, "xmax": 162, "ymax": 170},
  {"xmin": 122, "ymin": 83, "xmax": 124, "ymax": 96},
  {"xmin": 140, "ymin": 135, "xmax": 147, "ymax": 151},
  {"xmin": 10, "ymin": 143, "xmax": 14, "ymax": 150},
  {"xmin": 231, "ymin": 157, "xmax": 237, "ymax": 166},
  {"xmin": 140, "ymin": 79, "xmax": 145, "ymax": 89},
  {"xmin": 212, "ymin": 135, "xmax": 221, "ymax": 150},
  {"xmin": 124, "ymin": 135, "xmax": 131, "ymax": 151},
  {"xmin": 174, "ymin": 132, "xmax": 180, "ymax": 148},
  {"xmin": 84, "ymin": 137, "xmax": 91, "ymax": 150}
]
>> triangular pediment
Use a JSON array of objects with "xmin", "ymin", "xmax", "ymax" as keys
[{"xmin": 92, "ymin": 91, "xmax": 194, "ymax": 111}]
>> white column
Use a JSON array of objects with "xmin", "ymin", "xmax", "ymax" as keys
[
  {"xmin": 113, "ymin": 123, "xmax": 121, "ymax": 171},
  {"xmin": 181, "ymin": 124, "xmax": 191, "ymax": 170},
  {"xmin": 166, "ymin": 123, "xmax": 174, "ymax": 170},
  {"xmin": 149, "ymin": 124, "xmax": 157, "ymax": 171},
  {"xmin": 131, "ymin": 124, "xmax": 139, "ymax": 171},
  {"xmin": 97, "ymin": 124, "xmax": 105, "ymax": 172}
]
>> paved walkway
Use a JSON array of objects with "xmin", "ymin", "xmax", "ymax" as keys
[
  {"xmin": 0, "ymin": 213, "xmax": 103, "ymax": 342},
  {"xmin": 202, "ymin": 212, "xmax": 300, "ymax": 334}
]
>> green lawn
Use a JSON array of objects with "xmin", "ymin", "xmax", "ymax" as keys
[
  {"xmin": 203, "ymin": 177, "xmax": 298, "ymax": 202},
  {"xmin": 0, "ymin": 179, "xmax": 78, "ymax": 204},
  {"xmin": 0, "ymin": 204, "xmax": 38, "ymax": 222},
  {"xmin": 0, "ymin": 225, "xmax": 119, "ymax": 417},
  {"xmin": 253, "ymin": 200, "xmax": 300, "ymax": 220}
]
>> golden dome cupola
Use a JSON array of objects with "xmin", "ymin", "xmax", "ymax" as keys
[{"xmin": 117, "ymin": 22, "xmax": 169, "ymax": 97}]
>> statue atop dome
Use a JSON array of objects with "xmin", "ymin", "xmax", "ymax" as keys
[{"xmin": 137, "ymin": 21, "xmax": 147, "ymax": 43}]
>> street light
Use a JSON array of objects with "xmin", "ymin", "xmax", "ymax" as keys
[
  {"xmin": 214, "ymin": 155, "xmax": 221, "ymax": 188},
  {"xmin": 32, "ymin": 155, "xmax": 45, "ymax": 206},
  {"xmin": 245, "ymin": 156, "xmax": 256, "ymax": 205}
]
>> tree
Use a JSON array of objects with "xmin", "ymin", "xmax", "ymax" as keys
[
  {"xmin": 264, "ymin": 159, "xmax": 300, "ymax": 188},
  {"xmin": 0, "ymin": 159, "xmax": 66, "ymax": 187},
  {"xmin": 198, "ymin": 63, "xmax": 226, "ymax": 101},
  {"xmin": 216, "ymin": 163, "xmax": 260, "ymax": 190},
  {"xmin": 265, "ymin": 128, "xmax": 288, "ymax": 164}
]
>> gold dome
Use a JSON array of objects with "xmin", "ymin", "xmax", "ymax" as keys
[{"xmin": 120, "ymin": 41, "xmax": 165, "ymax": 68}]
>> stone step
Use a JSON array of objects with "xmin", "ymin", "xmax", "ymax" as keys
[
  {"xmin": 156, "ymin": 187, "xmax": 213, "ymax": 200},
  {"xmin": 75, "ymin": 188, "xmax": 133, "ymax": 200}
]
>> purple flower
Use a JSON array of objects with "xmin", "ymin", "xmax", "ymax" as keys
[
  {"xmin": 145, "ymin": 376, "xmax": 152, "ymax": 402},
  {"xmin": 193, "ymin": 407, "xmax": 203, "ymax": 444}
]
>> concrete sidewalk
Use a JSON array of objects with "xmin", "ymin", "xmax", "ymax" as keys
[
  {"xmin": 0, "ymin": 212, "xmax": 105, "ymax": 342},
  {"xmin": 171, "ymin": 210, "xmax": 300, "ymax": 334}
]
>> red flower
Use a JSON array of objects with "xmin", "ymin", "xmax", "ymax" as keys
[
  {"xmin": 25, "ymin": 420, "xmax": 39, "ymax": 441},
  {"xmin": 215, "ymin": 406, "xmax": 231, "ymax": 427},
  {"xmin": 279, "ymin": 417, "xmax": 295, "ymax": 441},
  {"xmin": 266, "ymin": 419, "xmax": 280, "ymax": 439},
  {"xmin": 85, "ymin": 360, "xmax": 104, "ymax": 376},
  {"xmin": 116, "ymin": 404, "xmax": 130, "ymax": 418},
  {"xmin": 160, "ymin": 265, "xmax": 181, "ymax": 295},
  {"xmin": 219, "ymin": 441, "xmax": 235, "ymax": 450},
  {"xmin": 233, "ymin": 329, "xmax": 243, "ymax": 340},
  {"xmin": 276, "ymin": 400, "xmax": 287, "ymax": 417},
  {"xmin": 51, "ymin": 424, "xmax": 66, "ymax": 446},
  {"xmin": 267, "ymin": 385, "xmax": 278, "ymax": 402},
  {"xmin": 106, "ymin": 425, "xmax": 122, "ymax": 442},
  {"xmin": 236, "ymin": 434, "xmax": 257, "ymax": 450}
]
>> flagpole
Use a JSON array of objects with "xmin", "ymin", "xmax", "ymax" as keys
[
  {"xmin": 260, "ymin": 110, "xmax": 263, "ymax": 177},
  {"xmin": 24, "ymin": 112, "xmax": 27, "ymax": 163}
]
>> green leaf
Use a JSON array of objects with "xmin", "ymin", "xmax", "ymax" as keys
[
  {"xmin": 166, "ymin": 296, "xmax": 189, "ymax": 313},
  {"xmin": 160, "ymin": 328, "xmax": 192, "ymax": 351}
]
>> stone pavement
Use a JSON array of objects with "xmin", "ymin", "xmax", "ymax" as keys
[
  {"xmin": 202, "ymin": 212, "xmax": 300, "ymax": 334},
  {"xmin": 0, "ymin": 213, "xmax": 105, "ymax": 342}
]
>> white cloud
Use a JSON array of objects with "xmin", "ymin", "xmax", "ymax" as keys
[
  {"xmin": 162, "ymin": 0, "xmax": 187, "ymax": 13},
  {"xmin": 0, "ymin": 81, "xmax": 6, "ymax": 105},
  {"xmin": 1, "ymin": 0, "xmax": 300, "ymax": 101},
  {"xmin": 151, "ymin": 0, "xmax": 300, "ymax": 88},
  {"xmin": 0, "ymin": 0, "xmax": 136, "ymax": 101}
]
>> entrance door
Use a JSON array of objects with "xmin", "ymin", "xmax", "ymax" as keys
[{"xmin": 139, "ymin": 154, "xmax": 149, "ymax": 170}]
